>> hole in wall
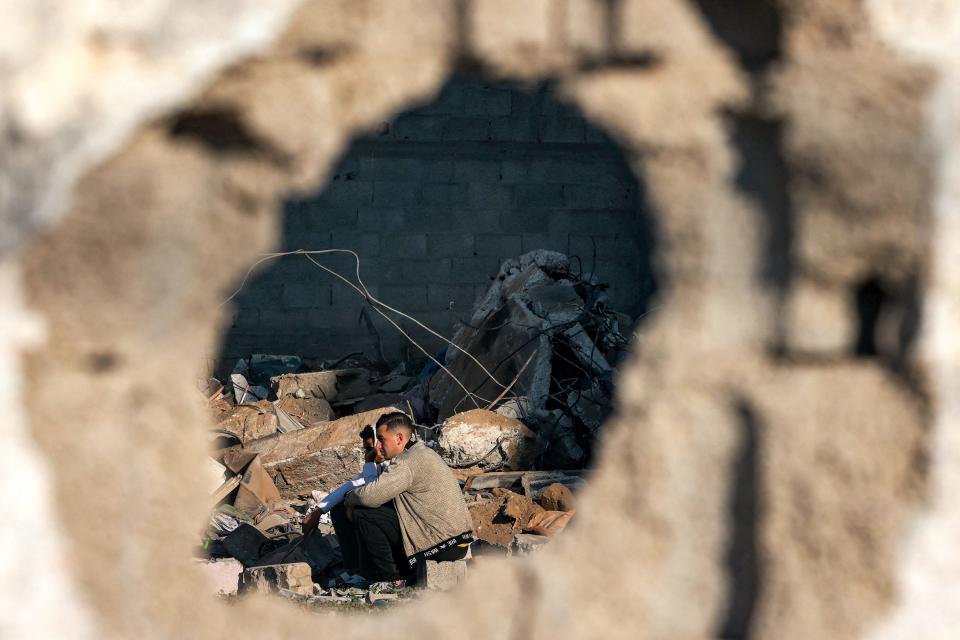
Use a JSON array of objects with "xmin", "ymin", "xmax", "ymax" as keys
[
  {"xmin": 207, "ymin": 71, "xmax": 660, "ymax": 596},
  {"xmin": 854, "ymin": 277, "xmax": 889, "ymax": 357}
]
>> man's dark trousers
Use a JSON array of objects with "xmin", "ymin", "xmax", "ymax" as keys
[{"xmin": 330, "ymin": 501, "xmax": 409, "ymax": 581}]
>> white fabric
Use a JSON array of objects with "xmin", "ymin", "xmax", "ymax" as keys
[{"xmin": 316, "ymin": 460, "xmax": 388, "ymax": 512}]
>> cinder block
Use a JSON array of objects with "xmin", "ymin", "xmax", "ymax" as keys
[
  {"xmin": 463, "ymin": 86, "xmax": 511, "ymax": 116},
  {"xmin": 285, "ymin": 229, "xmax": 331, "ymax": 250},
  {"xmin": 282, "ymin": 283, "xmax": 332, "ymax": 309},
  {"xmin": 454, "ymin": 159, "xmax": 501, "ymax": 184},
  {"xmin": 422, "ymin": 159, "xmax": 455, "ymax": 182},
  {"xmin": 403, "ymin": 206, "xmax": 454, "ymax": 232},
  {"xmin": 242, "ymin": 562, "xmax": 313, "ymax": 596},
  {"xmin": 373, "ymin": 180, "xmax": 418, "ymax": 206},
  {"xmin": 522, "ymin": 233, "xmax": 568, "ymax": 254},
  {"xmin": 499, "ymin": 209, "xmax": 550, "ymax": 233},
  {"xmin": 421, "ymin": 183, "xmax": 468, "ymax": 206},
  {"xmin": 393, "ymin": 114, "xmax": 443, "ymax": 141},
  {"xmin": 442, "ymin": 116, "xmax": 489, "ymax": 141},
  {"xmin": 515, "ymin": 183, "xmax": 563, "ymax": 208},
  {"xmin": 428, "ymin": 284, "xmax": 479, "ymax": 310},
  {"xmin": 529, "ymin": 158, "xmax": 611, "ymax": 184},
  {"xmin": 450, "ymin": 256, "xmax": 501, "ymax": 282},
  {"xmin": 563, "ymin": 184, "xmax": 632, "ymax": 209},
  {"xmin": 380, "ymin": 285, "xmax": 429, "ymax": 311},
  {"xmin": 398, "ymin": 258, "xmax": 452, "ymax": 282},
  {"xmin": 359, "ymin": 157, "xmax": 424, "ymax": 182},
  {"xmin": 489, "ymin": 116, "xmax": 534, "ymax": 142},
  {"xmin": 380, "ymin": 233, "xmax": 428, "ymax": 258},
  {"xmin": 475, "ymin": 234, "xmax": 522, "ymax": 258},
  {"xmin": 230, "ymin": 308, "xmax": 260, "ymax": 330},
  {"xmin": 467, "ymin": 183, "xmax": 513, "ymax": 210},
  {"xmin": 427, "ymin": 232, "xmax": 475, "ymax": 258},
  {"xmin": 539, "ymin": 117, "xmax": 586, "ymax": 143},
  {"xmin": 449, "ymin": 208, "xmax": 502, "ymax": 233},
  {"xmin": 311, "ymin": 181, "xmax": 372, "ymax": 208},
  {"xmin": 549, "ymin": 211, "xmax": 622, "ymax": 235},
  {"xmin": 356, "ymin": 207, "xmax": 405, "ymax": 231},
  {"xmin": 416, "ymin": 559, "xmax": 468, "ymax": 591},
  {"xmin": 499, "ymin": 159, "xmax": 530, "ymax": 183},
  {"xmin": 330, "ymin": 231, "xmax": 381, "ymax": 257}
]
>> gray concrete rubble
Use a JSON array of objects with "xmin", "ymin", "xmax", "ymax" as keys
[
  {"xmin": 428, "ymin": 251, "xmax": 625, "ymax": 468},
  {"xmin": 436, "ymin": 409, "xmax": 538, "ymax": 471},
  {"xmin": 198, "ymin": 325, "xmax": 592, "ymax": 609}
]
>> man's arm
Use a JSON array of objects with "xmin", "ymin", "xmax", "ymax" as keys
[{"xmin": 345, "ymin": 462, "xmax": 413, "ymax": 508}]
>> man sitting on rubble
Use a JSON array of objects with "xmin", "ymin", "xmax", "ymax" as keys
[
  {"xmin": 341, "ymin": 411, "xmax": 474, "ymax": 584},
  {"xmin": 302, "ymin": 425, "xmax": 387, "ymax": 576}
]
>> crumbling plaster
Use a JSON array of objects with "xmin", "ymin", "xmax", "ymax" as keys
[{"xmin": 0, "ymin": 0, "xmax": 950, "ymax": 638}]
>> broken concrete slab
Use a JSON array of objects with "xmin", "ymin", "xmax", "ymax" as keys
[
  {"xmin": 195, "ymin": 558, "xmax": 243, "ymax": 596},
  {"xmin": 222, "ymin": 406, "xmax": 398, "ymax": 497},
  {"xmin": 430, "ymin": 289, "xmax": 552, "ymax": 422},
  {"xmin": 242, "ymin": 562, "xmax": 313, "ymax": 595},
  {"xmin": 436, "ymin": 409, "xmax": 537, "ymax": 470},
  {"xmin": 272, "ymin": 368, "xmax": 371, "ymax": 403},
  {"xmin": 221, "ymin": 453, "xmax": 284, "ymax": 514},
  {"xmin": 561, "ymin": 323, "xmax": 612, "ymax": 374},
  {"xmin": 274, "ymin": 395, "xmax": 334, "ymax": 424},
  {"xmin": 216, "ymin": 400, "xmax": 279, "ymax": 443}
]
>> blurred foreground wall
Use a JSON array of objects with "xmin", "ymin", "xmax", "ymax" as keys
[{"xmin": 1, "ymin": 1, "xmax": 959, "ymax": 638}]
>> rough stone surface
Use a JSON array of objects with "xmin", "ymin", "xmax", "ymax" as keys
[
  {"xmin": 436, "ymin": 409, "xmax": 537, "ymax": 470},
  {"xmin": 195, "ymin": 558, "xmax": 243, "ymax": 596},
  {"xmin": 538, "ymin": 483, "xmax": 576, "ymax": 512},
  {"xmin": 242, "ymin": 562, "xmax": 313, "ymax": 596},
  {"xmin": 227, "ymin": 406, "xmax": 398, "ymax": 496},
  {"xmin": 3, "ymin": 1, "xmax": 951, "ymax": 639}
]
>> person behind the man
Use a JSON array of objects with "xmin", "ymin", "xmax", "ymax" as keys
[
  {"xmin": 302, "ymin": 425, "xmax": 387, "ymax": 576},
  {"xmin": 343, "ymin": 411, "xmax": 474, "ymax": 583}
]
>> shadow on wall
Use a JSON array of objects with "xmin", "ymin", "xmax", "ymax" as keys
[{"xmin": 216, "ymin": 73, "xmax": 659, "ymax": 376}]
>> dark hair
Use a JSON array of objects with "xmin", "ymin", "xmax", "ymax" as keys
[
  {"xmin": 375, "ymin": 411, "xmax": 413, "ymax": 432},
  {"xmin": 359, "ymin": 425, "xmax": 376, "ymax": 441}
]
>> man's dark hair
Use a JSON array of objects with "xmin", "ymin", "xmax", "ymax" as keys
[
  {"xmin": 376, "ymin": 411, "xmax": 413, "ymax": 433},
  {"xmin": 359, "ymin": 425, "xmax": 376, "ymax": 441}
]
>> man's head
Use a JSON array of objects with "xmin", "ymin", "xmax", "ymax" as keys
[
  {"xmin": 359, "ymin": 425, "xmax": 384, "ymax": 463},
  {"xmin": 375, "ymin": 412, "xmax": 414, "ymax": 460}
]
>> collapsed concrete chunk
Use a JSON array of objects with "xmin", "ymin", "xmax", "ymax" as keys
[
  {"xmin": 274, "ymin": 395, "xmax": 334, "ymax": 425},
  {"xmin": 430, "ymin": 298, "xmax": 552, "ymax": 421},
  {"xmin": 215, "ymin": 400, "xmax": 279, "ymax": 443},
  {"xmin": 242, "ymin": 562, "xmax": 313, "ymax": 596},
  {"xmin": 561, "ymin": 323, "xmax": 612, "ymax": 374},
  {"xmin": 195, "ymin": 558, "xmax": 243, "ymax": 596},
  {"xmin": 222, "ymin": 406, "xmax": 398, "ymax": 497},
  {"xmin": 436, "ymin": 409, "xmax": 537, "ymax": 470},
  {"xmin": 271, "ymin": 368, "xmax": 371, "ymax": 403}
]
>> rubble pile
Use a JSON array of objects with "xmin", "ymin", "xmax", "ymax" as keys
[
  {"xmin": 198, "ymin": 252, "xmax": 628, "ymax": 604},
  {"xmin": 428, "ymin": 250, "xmax": 632, "ymax": 469}
]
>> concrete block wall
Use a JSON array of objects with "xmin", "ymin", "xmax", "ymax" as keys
[{"xmin": 217, "ymin": 74, "xmax": 657, "ymax": 369}]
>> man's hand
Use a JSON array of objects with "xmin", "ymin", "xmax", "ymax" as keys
[{"xmin": 302, "ymin": 509, "xmax": 322, "ymax": 534}]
